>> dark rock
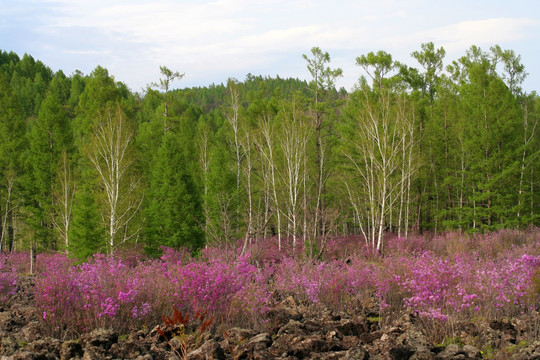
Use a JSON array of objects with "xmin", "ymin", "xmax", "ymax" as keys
[
  {"xmin": 280, "ymin": 335, "xmax": 328, "ymax": 358},
  {"xmin": 82, "ymin": 345, "xmax": 110, "ymax": 360},
  {"xmin": 359, "ymin": 330, "xmax": 382, "ymax": 344},
  {"xmin": 389, "ymin": 346, "xmax": 415, "ymax": 360},
  {"xmin": 247, "ymin": 333, "xmax": 272, "ymax": 349},
  {"xmin": 409, "ymin": 351, "xmax": 436, "ymax": 360},
  {"xmin": 489, "ymin": 318, "xmax": 515, "ymax": 333},
  {"xmin": 149, "ymin": 342, "xmax": 169, "ymax": 360},
  {"xmin": 186, "ymin": 339, "xmax": 225, "ymax": 360},
  {"xmin": 435, "ymin": 344, "xmax": 466, "ymax": 360},
  {"xmin": 342, "ymin": 335, "xmax": 361, "ymax": 349},
  {"xmin": 388, "ymin": 326, "xmax": 406, "ymax": 335},
  {"xmin": 312, "ymin": 351, "xmax": 349, "ymax": 359},
  {"xmin": 326, "ymin": 330, "xmax": 343, "ymax": 342},
  {"xmin": 60, "ymin": 340, "xmax": 83, "ymax": 360},
  {"xmin": 462, "ymin": 345, "xmax": 481, "ymax": 359},
  {"xmin": 0, "ymin": 312, "xmax": 12, "ymax": 331},
  {"xmin": 232, "ymin": 333, "xmax": 273, "ymax": 359},
  {"xmin": 225, "ymin": 327, "xmax": 257, "ymax": 343},
  {"xmin": 266, "ymin": 334, "xmax": 295, "ymax": 357},
  {"xmin": 268, "ymin": 333, "xmax": 330, "ymax": 358},
  {"xmin": 11, "ymin": 338, "xmax": 61, "ymax": 360},
  {"xmin": 219, "ymin": 327, "xmax": 257, "ymax": 355},
  {"xmin": 129, "ymin": 329, "xmax": 147, "ymax": 341},
  {"xmin": 22, "ymin": 321, "xmax": 42, "ymax": 342},
  {"xmin": 344, "ymin": 346, "xmax": 369, "ymax": 360},
  {"xmin": 0, "ymin": 336, "xmax": 19, "ymax": 356},
  {"xmin": 302, "ymin": 318, "xmax": 323, "ymax": 333},
  {"xmin": 395, "ymin": 328, "xmax": 433, "ymax": 359},
  {"xmin": 11, "ymin": 350, "xmax": 48, "ymax": 360},
  {"xmin": 267, "ymin": 296, "xmax": 303, "ymax": 331},
  {"xmin": 337, "ymin": 318, "xmax": 369, "ymax": 336},
  {"xmin": 81, "ymin": 328, "xmax": 118, "ymax": 350},
  {"xmin": 134, "ymin": 355, "xmax": 152, "ymax": 360},
  {"xmin": 277, "ymin": 319, "xmax": 305, "ymax": 336},
  {"xmin": 109, "ymin": 338, "xmax": 150, "ymax": 359},
  {"xmin": 0, "ymin": 312, "xmax": 21, "ymax": 333}
]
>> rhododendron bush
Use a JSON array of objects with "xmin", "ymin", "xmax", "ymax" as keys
[
  {"xmin": 376, "ymin": 252, "xmax": 539, "ymax": 321},
  {"xmin": 2, "ymin": 229, "xmax": 539, "ymax": 340},
  {"xmin": 35, "ymin": 251, "xmax": 272, "ymax": 337},
  {"xmin": 0, "ymin": 256, "xmax": 17, "ymax": 301}
]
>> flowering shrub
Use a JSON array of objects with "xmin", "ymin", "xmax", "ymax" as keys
[
  {"xmin": 0, "ymin": 252, "xmax": 30, "ymax": 274},
  {"xmin": 376, "ymin": 251, "xmax": 540, "ymax": 324},
  {"xmin": 0, "ymin": 251, "xmax": 74, "ymax": 274},
  {"xmin": 0, "ymin": 254, "xmax": 17, "ymax": 301},
  {"xmin": 273, "ymin": 256, "xmax": 376, "ymax": 311},
  {"xmin": 36, "ymin": 251, "xmax": 272, "ymax": 337},
  {"xmin": 31, "ymin": 229, "xmax": 540, "ymax": 340}
]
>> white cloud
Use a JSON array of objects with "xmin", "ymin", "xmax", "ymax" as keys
[
  {"xmin": 6, "ymin": 1, "xmax": 539, "ymax": 93},
  {"xmin": 382, "ymin": 17, "xmax": 539, "ymax": 50}
]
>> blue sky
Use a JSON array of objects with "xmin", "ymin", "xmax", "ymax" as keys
[{"xmin": 1, "ymin": 0, "xmax": 539, "ymax": 93}]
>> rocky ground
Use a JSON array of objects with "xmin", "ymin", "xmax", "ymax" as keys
[{"xmin": 1, "ymin": 276, "xmax": 539, "ymax": 360}]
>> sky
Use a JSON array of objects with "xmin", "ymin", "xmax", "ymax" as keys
[{"xmin": 1, "ymin": 0, "xmax": 539, "ymax": 93}]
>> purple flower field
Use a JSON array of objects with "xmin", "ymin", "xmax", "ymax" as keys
[{"xmin": 1, "ymin": 229, "xmax": 539, "ymax": 342}]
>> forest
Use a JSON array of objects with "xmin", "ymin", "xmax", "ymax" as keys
[{"xmin": 0, "ymin": 43, "xmax": 538, "ymax": 261}]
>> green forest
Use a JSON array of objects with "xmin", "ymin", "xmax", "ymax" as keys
[{"xmin": 0, "ymin": 43, "xmax": 538, "ymax": 259}]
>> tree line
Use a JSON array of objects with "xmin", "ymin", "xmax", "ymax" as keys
[{"xmin": 0, "ymin": 43, "xmax": 538, "ymax": 260}]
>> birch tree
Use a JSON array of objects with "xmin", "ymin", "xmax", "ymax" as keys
[
  {"xmin": 87, "ymin": 106, "xmax": 142, "ymax": 252},
  {"xmin": 279, "ymin": 101, "xmax": 309, "ymax": 249},
  {"xmin": 51, "ymin": 150, "xmax": 75, "ymax": 253},
  {"xmin": 256, "ymin": 113, "xmax": 283, "ymax": 249},
  {"xmin": 342, "ymin": 86, "xmax": 411, "ymax": 252},
  {"xmin": 240, "ymin": 127, "xmax": 255, "ymax": 254},
  {"xmin": 517, "ymin": 95, "xmax": 538, "ymax": 223},
  {"xmin": 226, "ymin": 79, "xmax": 243, "ymax": 196}
]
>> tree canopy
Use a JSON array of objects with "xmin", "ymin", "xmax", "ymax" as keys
[{"xmin": 0, "ymin": 44, "xmax": 537, "ymax": 259}]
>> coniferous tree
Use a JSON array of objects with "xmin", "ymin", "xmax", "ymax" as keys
[
  {"xmin": 25, "ymin": 92, "xmax": 72, "ymax": 250},
  {"xmin": 0, "ymin": 72, "xmax": 25, "ymax": 252},
  {"xmin": 69, "ymin": 180, "xmax": 105, "ymax": 259},
  {"xmin": 204, "ymin": 139, "xmax": 238, "ymax": 247},
  {"xmin": 144, "ymin": 132, "xmax": 204, "ymax": 254},
  {"xmin": 0, "ymin": 47, "xmax": 538, "ymax": 255}
]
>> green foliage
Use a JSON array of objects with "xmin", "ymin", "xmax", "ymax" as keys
[
  {"xmin": 48, "ymin": 70, "xmax": 71, "ymax": 105},
  {"xmin": 0, "ymin": 46, "xmax": 538, "ymax": 257},
  {"xmin": 8, "ymin": 54, "xmax": 52, "ymax": 117},
  {"xmin": 356, "ymin": 50, "xmax": 395, "ymax": 89},
  {"xmin": 24, "ymin": 92, "xmax": 73, "ymax": 249},
  {"xmin": 75, "ymin": 66, "xmax": 124, "ymax": 142},
  {"xmin": 0, "ymin": 71, "xmax": 26, "ymax": 251},
  {"xmin": 144, "ymin": 132, "xmax": 204, "ymax": 254},
  {"xmin": 69, "ymin": 181, "xmax": 105, "ymax": 260},
  {"xmin": 0, "ymin": 71, "xmax": 25, "ymax": 173}
]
